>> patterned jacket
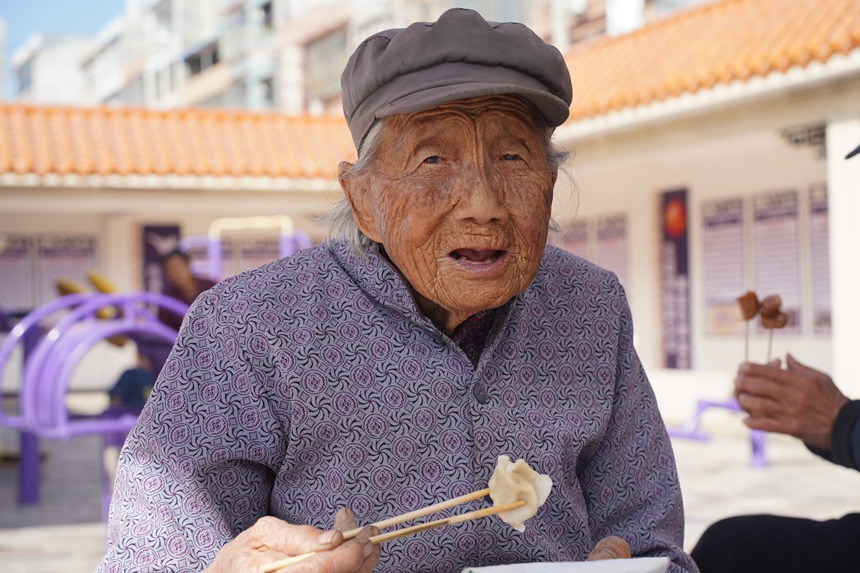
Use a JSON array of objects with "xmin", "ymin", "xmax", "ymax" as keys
[{"xmin": 97, "ymin": 239, "xmax": 697, "ymax": 572}]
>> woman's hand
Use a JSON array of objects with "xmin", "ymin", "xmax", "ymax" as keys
[
  {"xmin": 204, "ymin": 509, "xmax": 379, "ymax": 573},
  {"xmin": 586, "ymin": 536, "xmax": 631, "ymax": 560}
]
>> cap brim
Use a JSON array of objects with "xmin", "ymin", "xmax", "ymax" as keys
[
  {"xmin": 846, "ymin": 143, "xmax": 860, "ymax": 160},
  {"xmin": 377, "ymin": 81, "xmax": 571, "ymax": 129}
]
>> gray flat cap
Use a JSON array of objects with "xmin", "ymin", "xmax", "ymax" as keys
[{"xmin": 341, "ymin": 8, "xmax": 573, "ymax": 150}]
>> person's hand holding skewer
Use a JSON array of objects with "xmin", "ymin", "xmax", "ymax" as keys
[{"xmin": 735, "ymin": 354, "xmax": 848, "ymax": 451}]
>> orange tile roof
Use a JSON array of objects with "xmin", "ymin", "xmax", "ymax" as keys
[
  {"xmin": 566, "ymin": 0, "xmax": 860, "ymax": 121},
  {"xmin": 2, "ymin": 0, "xmax": 858, "ymax": 180},
  {"xmin": 0, "ymin": 104, "xmax": 354, "ymax": 180}
]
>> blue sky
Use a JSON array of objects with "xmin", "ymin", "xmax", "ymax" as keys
[{"xmin": 1, "ymin": 0, "xmax": 126, "ymax": 98}]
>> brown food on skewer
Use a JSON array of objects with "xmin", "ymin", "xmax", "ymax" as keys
[
  {"xmin": 760, "ymin": 311, "xmax": 788, "ymax": 329},
  {"xmin": 736, "ymin": 291, "xmax": 760, "ymax": 320},
  {"xmin": 759, "ymin": 295, "xmax": 787, "ymax": 330},
  {"xmin": 759, "ymin": 295, "xmax": 782, "ymax": 319}
]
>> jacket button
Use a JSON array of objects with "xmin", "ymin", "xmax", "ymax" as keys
[{"xmin": 472, "ymin": 383, "xmax": 490, "ymax": 404}]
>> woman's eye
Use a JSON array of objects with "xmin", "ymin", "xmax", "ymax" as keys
[
  {"xmin": 423, "ymin": 156, "xmax": 440, "ymax": 164},
  {"xmin": 500, "ymin": 153, "xmax": 521, "ymax": 161}
]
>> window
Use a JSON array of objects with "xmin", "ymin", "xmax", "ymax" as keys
[
  {"xmin": 185, "ymin": 42, "xmax": 220, "ymax": 78},
  {"xmin": 260, "ymin": 76, "xmax": 275, "ymax": 107},
  {"xmin": 17, "ymin": 60, "xmax": 33, "ymax": 95},
  {"xmin": 259, "ymin": 1, "xmax": 274, "ymax": 27},
  {"xmin": 304, "ymin": 28, "xmax": 347, "ymax": 105}
]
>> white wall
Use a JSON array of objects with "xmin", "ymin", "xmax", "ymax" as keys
[
  {"xmin": 826, "ymin": 118, "xmax": 860, "ymax": 397},
  {"xmin": 554, "ymin": 76, "xmax": 860, "ymax": 417},
  {"xmin": 0, "ymin": 184, "xmax": 339, "ymax": 286}
]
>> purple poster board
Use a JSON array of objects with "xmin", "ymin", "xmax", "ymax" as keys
[{"xmin": 660, "ymin": 189, "xmax": 691, "ymax": 369}]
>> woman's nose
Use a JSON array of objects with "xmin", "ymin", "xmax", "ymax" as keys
[{"xmin": 451, "ymin": 164, "xmax": 508, "ymax": 225}]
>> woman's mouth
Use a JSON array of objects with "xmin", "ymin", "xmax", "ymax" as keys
[{"xmin": 450, "ymin": 249, "xmax": 507, "ymax": 268}]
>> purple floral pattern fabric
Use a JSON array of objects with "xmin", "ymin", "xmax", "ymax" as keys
[{"xmin": 96, "ymin": 239, "xmax": 697, "ymax": 572}]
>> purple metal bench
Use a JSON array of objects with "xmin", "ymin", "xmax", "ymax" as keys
[{"xmin": 0, "ymin": 292, "xmax": 188, "ymax": 517}]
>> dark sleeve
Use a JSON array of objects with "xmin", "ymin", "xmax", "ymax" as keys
[
  {"xmin": 806, "ymin": 400, "xmax": 860, "ymax": 471},
  {"xmin": 157, "ymin": 306, "xmax": 184, "ymax": 330},
  {"xmin": 157, "ymin": 288, "xmax": 186, "ymax": 330},
  {"xmin": 158, "ymin": 281, "xmax": 215, "ymax": 330},
  {"xmin": 108, "ymin": 370, "xmax": 134, "ymax": 399}
]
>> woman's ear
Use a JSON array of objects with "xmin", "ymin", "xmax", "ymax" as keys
[{"xmin": 338, "ymin": 161, "xmax": 382, "ymax": 243}]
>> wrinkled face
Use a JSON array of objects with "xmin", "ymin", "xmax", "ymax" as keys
[{"xmin": 341, "ymin": 95, "xmax": 557, "ymax": 333}]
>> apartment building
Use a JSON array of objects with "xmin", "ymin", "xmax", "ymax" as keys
[
  {"xmin": 11, "ymin": 34, "xmax": 96, "ymax": 104},
  {"xmin": 12, "ymin": 0, "xmax": 711, "ymax": 113}
]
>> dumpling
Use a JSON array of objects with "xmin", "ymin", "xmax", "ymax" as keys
[{"xmin": 487, "ymin": 454, "xmax": 553, "ymax": 532}]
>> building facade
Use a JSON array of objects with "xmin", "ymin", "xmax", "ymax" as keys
[
  {"xmin": 11, "ymin": 35, "xmax": 96, "ymax": 104},
  {"xmin": 5, "ymin": 0, "xmax": 856, "ymax": 421},
  {"xmin": 13, "ymin": 0, "xmax": 710, "ymax": 112}
]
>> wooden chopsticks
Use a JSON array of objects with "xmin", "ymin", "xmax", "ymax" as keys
[
  {"xmin": 369, "ymin": 499, "xmax": 524, "ymax": 543},
  {"xmin": 259, "ymin": 488, "xmax": 522, "ymax": 573},
  {"xmin": 341, "ymin": 487, "xmax": 490, "ymax": 540}
]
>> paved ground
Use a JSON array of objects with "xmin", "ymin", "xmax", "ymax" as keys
[
  {"xmin": 0, "ymin": 431, "xmax": 106, "ymax": 573},
  {"xmin": 0, "ymin": 416, "xmax": 857, "ymax": 573},
  {"xmin": 673, "ymin": 423, "xmax": 860, "ymax": 546},
  {"xmin": 0, "ymin": 434, "xmax": 105, "ymax": 529}
]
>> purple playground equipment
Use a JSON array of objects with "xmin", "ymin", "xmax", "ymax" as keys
[
  {"xmin": 0, "ymin": 220, "xmax": 313, "ymax": 519},
  {"xmin": 668, "ymin": 397, "xmax": 767, "ymax": 467},
  {"xmin": 179, "ymin": 215, "xmax": 312, "ymax": 281},
  {"xmin": 0, "ymin": 292, "xmax": 188, "ymax": 518}
]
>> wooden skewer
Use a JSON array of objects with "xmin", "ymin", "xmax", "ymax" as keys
[
  {"xmin": 766, "ymin": 328, "xmax": 774, "ymax": 363},
  {"xmin": 342, "ymin": 487, "xmax": 490, "ymax": 540},
  {"xmin": 259, "ymin": 498, "xmax": 523, "ymax": 573},
  {"xmin": 368, "ymin": 499, "xmax": 524, "ymax": 544}
]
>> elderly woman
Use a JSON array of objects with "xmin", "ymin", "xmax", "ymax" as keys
[{"xmin": 96, "ymin": 8, "xmax": 697, "ymax": 573}]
